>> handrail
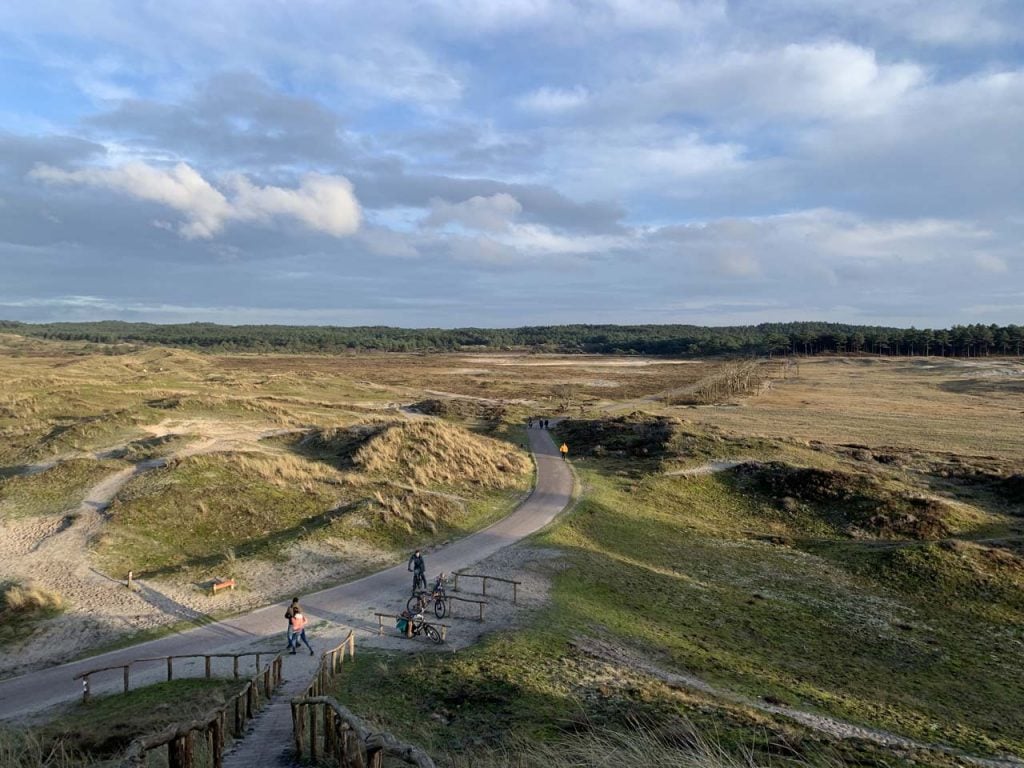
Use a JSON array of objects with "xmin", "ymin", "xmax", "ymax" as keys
[
  {"xmin": 117, "ymin": 652, "xmax": 284, "ymax": 768},
  {"xmin": 74, "ymin": 651, "xmax": 277, "ymax": 701},
  {"xmin": 452, "ymin": 571, "xmax": 522, "ymax": 603}
]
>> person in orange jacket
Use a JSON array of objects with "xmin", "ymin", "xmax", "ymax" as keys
[{"xmin": 289, "ymin": 608, "xmax": 315, "ymax": 656}]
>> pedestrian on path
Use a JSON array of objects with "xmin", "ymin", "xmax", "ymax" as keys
[
  {"xmin": 289, "ymin": 609, "xmax": 314, "ymax": 655},
  {"xmin": 284, "ymin": 597, "xmax": 300, "ymax": 649},
  {"xmin": 408, "ymin": 548, "xmax": 427, "ymax": 593},
  {"xmin": 560, "ymin": 442, "xmax": 569, "ymax": 461}
]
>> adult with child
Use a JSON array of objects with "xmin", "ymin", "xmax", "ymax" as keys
[
  {"xmin": 283, "ymin": 597, "xmax": 300, "ymax": 650},
  {"xmin": 289, "ymin": 607, "xmax": 315, "ymax": 655}
]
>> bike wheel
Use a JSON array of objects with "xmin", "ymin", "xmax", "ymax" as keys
[
  {"xmin": 423, "ymin": 623, "xmax": 442, "ymax": 644},
  {"xmin": 407, "ymin": 595, "xmax": 424, "ymax": 613},
  {"xmin": 433, "ymin": 598, "xmax": 447, "ymax": 619}
]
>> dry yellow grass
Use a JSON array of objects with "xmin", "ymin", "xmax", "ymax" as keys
[
  {"xmin": 1, "ymin": 582, "xmax": 63, "ymax": 615},
  {"xmin": 352, "ymin": 420, "xmax": 531, "ymax": 488},
  {"xmin": 686, "ymin": 357, "xmax": 1024, "ymax": 460}
]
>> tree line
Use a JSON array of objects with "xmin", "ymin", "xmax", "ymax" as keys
[{"xmin": 0, "ymin": 320, "xmax": 1021, "ymax": 357}]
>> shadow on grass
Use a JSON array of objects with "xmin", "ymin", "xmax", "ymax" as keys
[{"xmin": 125, "ymin": 499, "xmax": 367, "ymax": 580}]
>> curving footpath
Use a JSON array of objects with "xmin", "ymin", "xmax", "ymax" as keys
[{"xmin": 0, "ymin": 427, "xmax": 573, "ymax": 720}]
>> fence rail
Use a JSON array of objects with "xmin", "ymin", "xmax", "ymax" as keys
[
  {"xmin": 452, "ymin": 571, "xmax": 522, "ymax": 604},
  {"xmin": 291, "ymin": 631, "xmax": 436, "ymax": 768},
  {"xmin": 118, "ymin": 653, "xmax": 284, "ymax": 768},
  {"xmin": 74, "ymin": 651, "xmax": 277, "ymax": 702}
]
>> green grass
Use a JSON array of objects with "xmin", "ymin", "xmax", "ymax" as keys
[
  {"xmin": 329, "ymin": 460, "xmax": 1024, "ymax": 765},
  {"xmin": 0, "ymin": 459, "xmax": 127, "ymax": 518},
  {"xmin": 0, "ymin": 679, "xmax": 241, "ymax": 766},
  {"xmin": 96, "ymin": 453, "xmax": 351, "ymax": 577}
]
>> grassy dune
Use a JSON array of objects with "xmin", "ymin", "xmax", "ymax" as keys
[{"xmin": 0, "ymin": 459, "xmax": 127, "ymax": 518}]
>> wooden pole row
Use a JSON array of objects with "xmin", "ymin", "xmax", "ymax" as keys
[
  {"xmin": 292, "ymin": 697, "xmax": 436, "ymax": 768},
  {"xmin": 115, "ymin": 652, "xmax": 286, "ymax": 768}
]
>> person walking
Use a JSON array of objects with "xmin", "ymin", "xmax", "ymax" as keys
[
  {"xmin": 289, "ymin": 608, "xmax": 315, "ymax": 656},
  {"xmin": 560, "ymin": 442, "xmax": 569, "ymax": 461},
  {"xmin": 284, "ymin": 597, "xmax": 300, "ymax": 650},
  {"xmin": 408, "ymin": 548, "xmax": 427, "ymax": 593}
]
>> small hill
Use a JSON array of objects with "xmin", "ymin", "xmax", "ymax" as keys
[
  {"xmin": 733, "ymin": 461, "xmax": 983, "ymax": 539},
  {"xmin": 351, "ymin": 421, "xmax": 530, "ymax": 488}
]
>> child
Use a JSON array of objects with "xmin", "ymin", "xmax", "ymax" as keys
[{"xmin": 289, "ymin": 609, "xmax": 315, "ymax": 656}]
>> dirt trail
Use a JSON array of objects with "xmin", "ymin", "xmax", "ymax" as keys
[{"xmin": 573, "ymin": 638, "xmax": 1023, "ymax": 768}]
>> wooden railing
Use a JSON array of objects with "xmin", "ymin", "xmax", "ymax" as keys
[
  {"xmin": 74, "ymin": 652, "xmax": 278, "ymax": 702},
  {"xmin": 452, "ymin": 571, "xmax": 522, "ymax": 604},
  {"xmin": 118, "ymin": 653, "xmax": 284, "ymax": 768},
  {"xmin": 292, "ymin": 698, "xmax": 436, "ymax": 768},
  {"xmin": 292, "ymin": 631, "xmax": 436, "ymax": 767},
  {"xmin": 301, "ymin": 630, "xmax": 356, "ymax": 699}
]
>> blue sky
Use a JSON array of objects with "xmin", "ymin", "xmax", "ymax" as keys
[{"xmin": 0, "ymin": 0, "xmax": 1021, "ymax": 327}]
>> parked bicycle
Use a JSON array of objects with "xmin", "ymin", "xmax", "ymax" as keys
[
  {"xmin": 395, "ymin": 611, "xmax": 443, "ymax": 644},
  {"xmin": 407, "ymin": 573, "xmax": 449, "ymax": 618}
]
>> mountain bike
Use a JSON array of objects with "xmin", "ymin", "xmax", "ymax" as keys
[
  {"xmin": 396, "ymin": 611, "xmax": 443, "ymax": 644},
  {"xmin": 406, "ymin": 573, "xmax": 448, "ymax": 618}
]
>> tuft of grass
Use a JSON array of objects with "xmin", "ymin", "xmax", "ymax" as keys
[{"xmin": 0, "ymin": 581, "xmax": 64, "ymax": 643}]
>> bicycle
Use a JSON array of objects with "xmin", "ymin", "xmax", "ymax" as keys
[
  {"xmin": 396, "ymin": 611, "xmax": 443, "ymax": 644},
  {"xmin": 406, "ymin": 573, "xmax": 449, "ymax": 619}
]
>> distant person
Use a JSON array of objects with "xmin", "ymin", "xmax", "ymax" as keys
[
  {"xmin": 544, "ymin": 419, "xmax": 550, "ymax": 429},
  {"xmin": 527, "ymin": 418, "xmax": 533, "ymax": 429},
  {"xmin": 560, "ymin": 442, "xmax": 569, "ymax": 461},
  {"xmin": 289, "ymin": 609, "xmax": 314, "ymax": 656},
  {"xmin": 284, "ymin": 597, "xmax": 300, "ymax": 649},
  {"xmin": 408, "ymin": 549, "xmax": 427, "ymax": 593}
]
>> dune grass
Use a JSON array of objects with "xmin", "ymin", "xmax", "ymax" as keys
[
  {"xmin": 0, "ymin": 458, "xmax": 127, "ymax": 518},
  {"xmin": 0, "ymin": 678, "xmax": 240, "ymax": 767}
]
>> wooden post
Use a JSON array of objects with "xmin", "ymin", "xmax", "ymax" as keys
[
  {"xmin": 123, "ymin": 666, "xmax": 130, "ymax": 694},
  {"xmin": 255, "ymin": 653, "xmax": 262, "ymax": 672},
  {"xmin": 453, "ymin": 572, "xmax": 460, "ymax": 592},
  {"xmin": 367, "ymin": 746, "xmax": 383, "ymax": 768},
  {"xmin": 348, "ymin": 630, "xmax": 355, "ymax": 658},
  {"xmin": 478, "ymin": 602, "xmax": 484, "ymax": 622},
  {"xmin": 205, "ymin": 656, "xmax": 212, "ymax": 678},
  {"xmin": 292, "ymin": 702, "xmax": 302, "ymax": 759},
  {"xmin": 440, "ymin": 625, "xmax": 447, "ymax": 642},
  {"xmin": 167, "ymin": 656, "xmax": 173, "ymax": 681},
  {"xmin": 377, "ymin": 615, "xmax": 383, "ymax": 635},
  {"xmin": 246, "ymin": 682, "xmax": 254, "ymax": 719},
  {"xmin": 213, "ymin": 712, "xmax": 224, "ymax": 768},
  {"xmin": 183, "ymin": 731, "xmax": 194, "ymax": 768},
  {"xmin": 82, "ymin": 675, "xmax": 90, "ymax": 703},
  {"xmin": 168, "ymin": 735, "xmax": 185, "ymax": 768},
  {"xmin": 127, "ymin": 570, "xmax": 133, "ymax": 590},
  {"xmin": 233, "ymin": 656, "xmax": 239, "ymax": 679},
  {"xmin": 234, "ymin": 695, "xmax": 243, "ymax": 736},
  {"xmin": 513, "ymin": 582, "xmax": 518, "ymax": 605},
  {"xmin": 309, "ymin": 703, "xmax": 319, "ymax": 762}
]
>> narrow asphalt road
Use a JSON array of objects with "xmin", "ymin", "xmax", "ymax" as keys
[{"xmin": 0, "ymin": 426, "xmax": 573, "ymax": 720}]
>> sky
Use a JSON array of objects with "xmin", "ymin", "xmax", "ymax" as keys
[{"xmin": 0, "ymin": 0, "xmax": 1021, "ymax": 328}]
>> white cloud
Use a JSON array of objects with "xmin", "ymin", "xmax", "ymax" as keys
[
  {"xmin": 30, "ymin": 161, "xmax": 361, "ymax": 239},
  {"xmin": 518, "ymin": 86, "xmax": 590, "ymax": 113},
  {"xmin": 975, "ymin": 253, "xmax": 1009, "ymax": 273},
  {"xmin": 425, "ymin": 193, "xmax": 523, "ymax": 232}
]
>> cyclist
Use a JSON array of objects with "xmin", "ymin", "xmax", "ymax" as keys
[{"xmin": 408, "ymin": 548, "xmax": 427, "ymax": 593}]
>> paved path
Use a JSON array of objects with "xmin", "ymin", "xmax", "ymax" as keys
[{"xmin": 0, "ymin": 426, "xmax": 573, "ymax": 721}]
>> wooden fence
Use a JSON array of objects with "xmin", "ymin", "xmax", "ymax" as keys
[
  {"xmin": 373, "ymin": 613, "xmax": 449, "ymax": 639},
  {"xmin": 75, "ymin": 651, "xmax": 279, "ymax": 702},
  {"xmin": 292, "ymin": 631, "xmax": 437, "ymax": 767},
  {"xmin": 117, "ymin": 653, "xmax": 284, "ymax": 768},
  {"xmin": 452, "ymin": 571, "xmax": 522, "ymax": 604}
]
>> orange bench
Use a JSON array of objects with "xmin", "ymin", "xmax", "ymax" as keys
[{"xmin": 211, "ymin": 578, "xmax": 236, "ymax": 595}]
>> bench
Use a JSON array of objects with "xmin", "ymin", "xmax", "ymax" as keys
[{"xmin": 211, "ymin": 578, "xmax": 236, "ymax": 595}]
